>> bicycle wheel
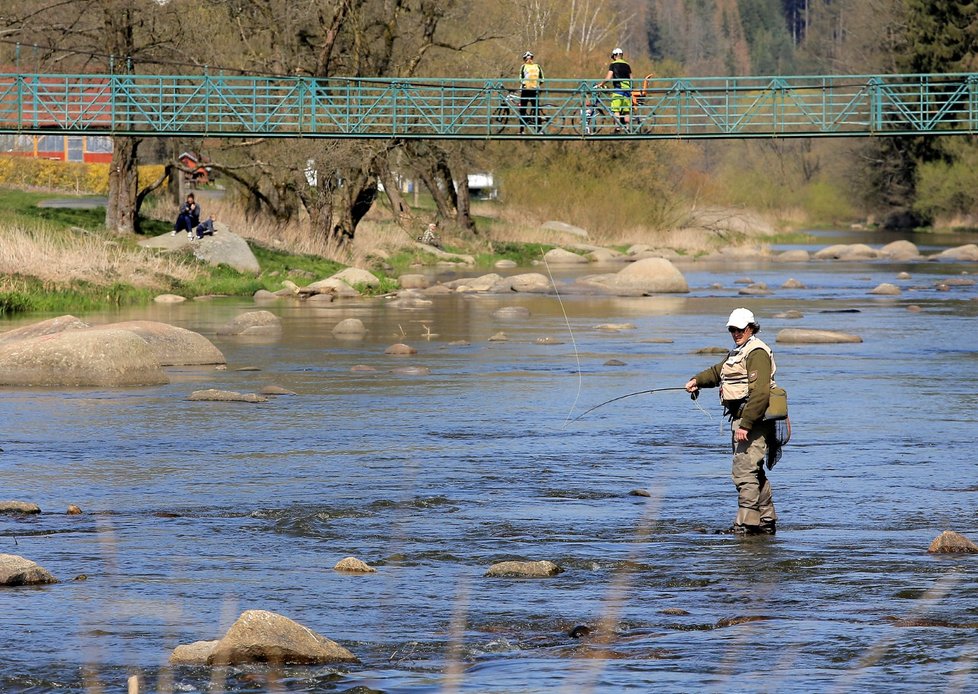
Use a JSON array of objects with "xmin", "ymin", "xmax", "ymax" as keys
[{"xmin": 490, "ymin": 105, "xmax": 510, "ymax": 135}]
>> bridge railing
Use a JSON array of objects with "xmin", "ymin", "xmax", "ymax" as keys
[{"xmin": 0, "ymin": 73, "xmax": 975, "ymax": 139}]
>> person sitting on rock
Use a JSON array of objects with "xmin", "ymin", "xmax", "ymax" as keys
[
  {"xmin": 172, "ymin": 193, "xmax": 201, "ymax": 240},
  {"xmin": 418, "ymin": 223, "xmax": 441, "ymax": 248},
  {"xmin": 194, "ymin": 214, "xmax": 217, "ymax": 240}
]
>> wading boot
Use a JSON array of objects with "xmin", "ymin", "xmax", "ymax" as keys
[
  {"xmin": 759, "ymin": 520, "xmax": 777, "ymax": 536},
  {"xmin": 716, "ymin": 524, "xmax": 750, "ymax": 536}
]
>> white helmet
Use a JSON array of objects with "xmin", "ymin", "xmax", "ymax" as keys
[
  {"xmin": 726, "ymin": 308, "xmax": 756, "ymax": 330},
  {"xmin": 611, "ymin": 47, "xmax": 623, "ymax": 57},
  {"xmin": 522, "ymin": 51, "xmax": 534, "ymax": 59}
]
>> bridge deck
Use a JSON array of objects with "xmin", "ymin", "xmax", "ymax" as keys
[{"xmin": 1, "ymin": 73, "xmax": 976, "ymax": 140}]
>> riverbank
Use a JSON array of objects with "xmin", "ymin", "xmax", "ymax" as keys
[{"xmin": 0, "ymin": 186, "xmax": 796, "ymax": 316}]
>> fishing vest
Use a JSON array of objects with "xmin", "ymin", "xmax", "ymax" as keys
[
  {"xmin": 521, "ymin": 63, "xmax": 542, "ymax": 89},
  {"xmin": 719, "ymin": 336, "xmax": 777, "ymax": 403}
]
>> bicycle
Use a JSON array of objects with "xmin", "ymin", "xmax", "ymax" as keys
[{"xmin": 489, "ymin": 90, "xmax": 571, "ymax": 135}]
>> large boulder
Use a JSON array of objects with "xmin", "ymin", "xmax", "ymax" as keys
[
  {"xmin": 304, "ymin": 277, "xmax": 360, "ymax": 297},
  {"xmin": 879, "ymin": 240, "xmax": 921, "ymax": 260},
  {"xmin": 216, "ymin": 310, "xmax": 282, "ymax": 336},
  {"xmin": 543, "ymin": 248, "xmax": 588, "ymax": 264},
  {"xmin": 444, "ymin": 273, "xmax": 502, "ymax": 292},
  {"xmin": 100, "ymin": 321, "xmax": 225, "ymax": 366},
  {"xmin": 776, "ymin": 250, "xmax": 810, "ymax": 262},
  {"xmin": 0, "ymin": 328, "xmax": 167, "ymax": 386},
  {"xmin": 0, "ymin": 315, "xmax": 88, "ymax": 345},
  {"xmin": 934, "ymin": 244, "xmax": 978, "ymax": 261},
  {"xmin": 577, "ymin": 257, "xmax": 688, "ymax": 295},
  {"xmin": 490, "ymin": 273, "xmax": 553, "ymax": 293},
  {"xmin": 207, "ymin": 610, "xmax": 359, "ymax": 665},
  {"xmin": 776, "ymin": 329, "xmax": 863, "ymax": 344},
  {"xmin": 329, "ymin": 267, "xmax": 380, "ymax": 288},
  {"xmin": 191, "ymin": 224, "xmax": 261, "ymax": 274},
  {"xmin": 0, "ymin": 554, "xmax": 57, "ymax": 586}
]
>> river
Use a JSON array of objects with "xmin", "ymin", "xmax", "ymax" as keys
[{"xmin": 2, "ymin": 233, "xmax": 977, "ymax": 692}]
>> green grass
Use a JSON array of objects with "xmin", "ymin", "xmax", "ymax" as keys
[
  {"xmin": 0, "ymin": 275, "xmax": 156, "ymax": 316},
  {"xmin": 476, "ymin": 241, "xmax": 557, "ymax": 266}
]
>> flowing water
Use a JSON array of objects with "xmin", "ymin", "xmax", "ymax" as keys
[{"xmin": 2, "ymin": 233, "xmax": 978, "ymax": 693}]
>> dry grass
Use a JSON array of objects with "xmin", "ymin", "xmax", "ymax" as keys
[{"xmin": 0, "ymin": 220, "xmax": 198, "ymax": 288}]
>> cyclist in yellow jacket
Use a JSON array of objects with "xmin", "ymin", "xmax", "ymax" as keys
[{"xmin": 519, "ymin": 51, "xmax": 544, "ymax": 134}]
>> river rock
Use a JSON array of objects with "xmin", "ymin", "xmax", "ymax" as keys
[
  {"xmin": 100, "ymin": 321, "xmax": 225, "ymax": 366},
  {"xmin": 0, "ymin": 315, "xmax": 89, "ymax": 345},
  {"xmin": 605, "ymin": 359, "xmax": 626, "ymax": 366},
  {"xmin": 384, "ymin": 343, "xmax": 417, "ymax": 355},
  {"xmin": 332, "ymin": 318, "xmax": 367, "ymax": 337},
  {"xmin": 188, "ymin": 224, "xmax": 261, "ymax": 274},
  {"xmin": 879, "ymin": 240, "xmax": 921, "ymax": 260},
  {"xmin": 927, "ymin": 530, "xmax": 978, "ymax": 553},
  {"xmin": 485, "ymin": 560, "xmax": 563, "ymax": 578},
  {"xmin": 896, "ymin": 272, "xmax": 912, "ymax": 280},
  {"xmin": 205, "ymin": 610, "xmax": 359, "ymax": 665},
  {"xmin": 578, "ymin": 258, "xmax": 688, "ymax": 295},
  {"xmin": 305, "ymin": 277, "xmax": 360, "ymax": 297},
  {"xmin": 259, "ymin": 385, "xmax": 297, "ymax": 396},
  {"xmin": 494, "ymin": 259, "xmax": 518, "ymax": 269},
  {"xmin": 492, "ymin": 273, "xmax": 552, "ymax": 293},
  {"xmin": 696, "ymin": 346, "xmax": 729, "ymax": 354},
  {"xmin": 933, "ymin": 244, "xmax": 978, "ymax": 261},
  {"xmin": 869, "ymin": 283, "xmax": 901, "ymax": 295},
  {"xmin": 535, "ymin": 337, "xmax": 564, "ymax": 344},
  {"xmin": 444, "ymin": 273, "xmax": 502, "ymax": 292},
  {"xmin": 253, "ymin": 289, "xmax": 280, "ymax": 302},
  {"xmin": 306, "ymin": 293, "xmax": 335, "ymax": 304},
  {"xmin": 492, "ymin": 306, "xmax": 531, "ymax": 319},
  {"xmin": 216, "ymin": 310, "xmax": 282, "ymax": 336},
  {"xmin": 169, "ymin": 640, "xmax": 220, "ymax": 665},
  {"xmin": 943, "ymin": 277, "xmax": 975, "ymax": 286},
  {"xmin": 350, "ymin": 364, "xmax": 376, "ymax": 372},
  {"xmin": 0, "ymin": 501, "xmax": 40, "ymax": 514},
  {"xmin": 398, "ymin": 274, "xmax": 430, "ymax": 290},
  {"xmin": 66, "ymin": 505, "xmax": 83, "ymax": 515},
  {"xmin": 187, "ymin": 389, "xmax": 267, "ymax": 403},
  {"xmin": 594, "ymin": 323, "xmax": 636, "ymax": 331},
  {"xmin": 392, "ymin": 366, "xmax": 431, "ymax": 375},
  {"xmin": 781, "ymin": 278, "xmax": 805, "ymax": 289},
  {"xmin": 334, "ymin": 557, "xmax": 377, "ymax": 573},
  {"xmin": 587, "ymin": 248, "xmax": 625, "ymax": 263},
  {"xmin": 777, "ymin": 250, "xmax": 810, "ymax": 262},
  {"xmin": 330, "ymin": 267, "xmax": 380, "ymax": 288},
  {"xmin": 543, "ymin": 248, "xmax": 588, "ymax": 264},
  {"xmin": 774, "ymin": 310, "xmax": 804, "ymax": 319},
  {"xmin": 488, "ymin": 332, "xmax": 508, "ymax": 341},
  {"xmin": 388, "ymin": 291, "xmax": 433, "ymax": 309},
  {"xmin": 739, "ymin": 287, "xmax": 771, "ymax": 296},
  {"xmin": 0, "ymin": 554, "xmax": 57, "ymax": 585},
  {"xmin": 776, "ymin": 329, "xmax": 863, "ymax": 344},
  {"xmin": 154, "ymin": 294, "xmax": 187, "ymax": 303},
  {"xmin": 0, "ymin": 328, "xmax": 167, "ymax": 387}
]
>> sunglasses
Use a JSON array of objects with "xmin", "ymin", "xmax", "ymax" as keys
[{"xmin": 728, "ymin": 326, "xmax": 747, "ymax": 334}]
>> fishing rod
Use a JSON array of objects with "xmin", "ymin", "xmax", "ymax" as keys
[{"xmin": 570, "ymin": 386, "xmax": 697, "ymax": 422}]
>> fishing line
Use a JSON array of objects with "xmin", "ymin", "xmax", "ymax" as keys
[{"xmin": 542, "ymin": 253, "xmax": 583, "ymax": 429}]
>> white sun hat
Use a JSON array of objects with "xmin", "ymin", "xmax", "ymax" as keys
[{"xmin": 726, "ymin": 308, "xmax": 756, "ymax": 329}]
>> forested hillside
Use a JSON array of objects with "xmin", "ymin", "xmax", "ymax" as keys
[{"xmin": 2, "ymin": 0, "xmax": 977, "ymax": 240}]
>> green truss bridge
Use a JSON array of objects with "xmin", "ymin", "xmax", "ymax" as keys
[{"xmin": 2, "ymin": 71, "xmax": 977, "ymax": 140}]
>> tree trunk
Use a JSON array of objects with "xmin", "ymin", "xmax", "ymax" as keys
[
  {"xmin": 375, "ymin": 163, "xmax": 412, "ymax": 226},
  {"xmin": 105, "ymin": 136, "xmax": 140, "ymax": 234},
  {"xmin": 451, "ymin": 160, "xmax": 475, "ymax": 232}
]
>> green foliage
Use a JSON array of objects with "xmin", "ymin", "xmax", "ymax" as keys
[
  {"xmin": 478, "ymin": 242, "xmax": 556, "ymax": 266},
  {"xmin": 914, "ymin": 140, "xmax": 978, "ymax": 223},
  {"xmin": 249, "ymin": 242, "xmax": 345, "ymax": 282}
]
